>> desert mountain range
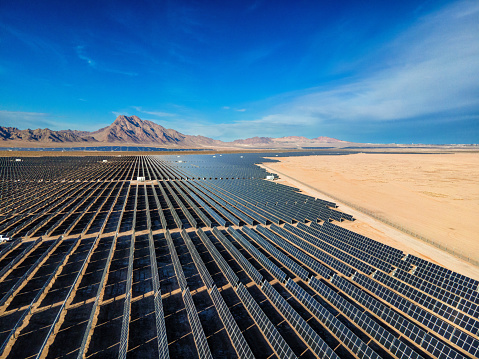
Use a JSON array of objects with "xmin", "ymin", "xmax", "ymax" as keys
[{"xmin": 0, "ymin": 115, "xmax": 346, "ymax": 148}]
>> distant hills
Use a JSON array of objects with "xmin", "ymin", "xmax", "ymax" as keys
[
  {"xmin": 0, "ymin": 127, "xmax": 97, "ymax": 143},
  {"xmin": 0, "ymin": 115, "xmax": 348, "ymax": 148},
  {"xmin": 232, "ymin": 135, "xmax": 346, "ymax": 146}
]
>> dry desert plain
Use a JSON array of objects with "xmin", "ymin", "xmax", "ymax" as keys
[{"xmin": 262, "ymin": 150, "xmax": 479, "ymax": 279}]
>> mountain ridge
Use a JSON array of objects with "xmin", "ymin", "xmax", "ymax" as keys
[
  {"xmin": 0, "ymin": 115, "xmax": 348, "ymax": 148},
  {"xmin": 0, "ymin": 127, "xmax": 97, "ymax": 143}
]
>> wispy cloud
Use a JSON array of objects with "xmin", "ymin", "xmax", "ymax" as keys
[
  {"xmin": 75, "ymin": 45, "xmax": 138, "ymax": 76},
  {"xmin": 193, "ymin": 114, "xmax": 317, "ymax": 141},
  {"xmin": 155, "ymin": 1, "xmax": 479, "ymax": 142},
  {"xmin": 222, "ymin": 106, "xmax": 247, "ymax": 112},
  {"xmin": 249, "ymin": 1, "xmax": 479, "ymax": 128},
  {"xmin": 111, "ymin": 111, "xmax": 131, "ymax": 118},
  {"xmin": 76, "ymin": 45, "xmax": 96, "ymax": 68},
  {"xmin": 2, "ymin": 24, "xmax": 66, "ymax": 64},
  {"xmin": 204, "ymin": 0, "xmax": 478, "ymax": 142},
  {"xmin": 0, "ymin": 110, "xmax": 75, "ymax": 130},
  {"xmin": 132, "ymin": 106, "xmax": 175, "ymax": 117}
]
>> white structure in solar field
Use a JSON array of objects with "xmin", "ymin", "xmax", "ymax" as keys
[
  {"xmin": 15, "ymin": 158, "xmax": 22, "ymax": 162},
  {"xmin": 137, "ymin": 176, "xmax": 146, "ymax": 182},
  {"xmin": 102, "ymin": 159, "xmax": 108, "ymax": 163},
  {"xmin": 266, "ymin": 175, "xmax": 275, "ymax": 181},
  {"xmin": 0, "ymin": 235, "xmax": 11, "ymax": 242}
]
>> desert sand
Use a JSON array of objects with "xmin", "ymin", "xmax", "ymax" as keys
[{"xmin": 262, "ymin": 151, "xmax": 479, "ymax": 279}]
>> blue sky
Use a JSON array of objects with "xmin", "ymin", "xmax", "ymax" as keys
[{"xmin": 0, "ymin": 0, "xmax": 478, "ymax": 143}]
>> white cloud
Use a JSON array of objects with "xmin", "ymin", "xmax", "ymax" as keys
[
  {"xmin": 255, "ymin": 0, "xmax": 479, "ymax": 126},
  {"xmin": 0, "ymin": 110, "xmax": 81, "ymax": 130},
  {"xmin": 111, "ymin": 111, "xmax": 128, "ymax": 118},
  {"xmin": 201, "ymin": 0, "xmax": 479, "ymax": 141},
  {"xmin": 221, "ymin": 106, "xmax": 246, "ymax": 112},
  {"xmin": 76, "ymin": 45, "xmax": 96, "ymax": 68},
  {"xmin": 76, "ymin": 45, "xmax": 137, "ymax": 76},
  {"xmin": 132, "ymin": 106, "xmax": 175, "ymax": 117}
]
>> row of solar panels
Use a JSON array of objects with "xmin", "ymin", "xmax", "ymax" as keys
[
  {"xmin": 209, "ymin": 227, "xmax": 425, "ymax": 359},
  {"xmin": 0, "ymin": 158, "xmax": 139, "ymax": 236},
  {"xmin": 126, "ymin": 175, "xmax": 479, "ymax": 347},
  {"xmin": 250, "ymin": 224, "xmax": 479, "ymax": 358},
  {"xmin": 1, "ymin": 180, "xmax": 118, "ymax": 239},
  {"xmin": 1, "ymin": 180, "xmax": 101, "ymax": 236},
  {"xmin": 0, "ymin": 220, "xmax": 477, "ymax": 358},
  {"xmin": 0, "ymin": 157, "xmax": 137, "ymax": 215},
  {"xmin": 0, "ymin": 155, "xmax": 137, "ymax": 182},
  {"xmin": 303, "ymin": 220, "xmax": 479, "ymax": 314},
  {"xmin": 176, "ymin": 221, "xmax": 477, "ymax": 359}
]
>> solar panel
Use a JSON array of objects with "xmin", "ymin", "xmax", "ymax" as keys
[
  {"xmin": 355, "ymin": 272, "xmax": 479, "ymax": 357},
  {"xmin": 209, "ymin": 285, "xmax": 255, "ymax": 359},
  {"xmin": 330, "ymin": 275, "xmax": 467, "ymax": 359},
  {"xmin": 235, "ymin": 282, "xmax": 297, "ymax": 359},
  {"xmin": 0, "ymin": 239, "xmax": 39, "ymax": 280},
  {"xmin": 165, "ymin": 230, "xmax": 187, "ymax": 291},
  {"xmin": 242, "ymin": 226, "xmax": 309, "ymax": 281},
  {"xmin": 163, "ymin": 181, "xmax": 197, "ymax": 228},
  {"xmin": 261, "ymin": 280, "xmax": 339, "ymax": 358},
  {"xmin": 35, "ymin": 235, "xmax": 100, "ymax": 359},
  {"xmin": 170, "ymin": 181, "xmax": 212, "ymax": 228},
  {"xmin": 186, "ymin": 190, "xmax": 226, "ymax": 227},
  {"xmin": 284, "ymin": 223, "xmax": 373, "ymax": 275},
  {"xmin": 182, "ymin": 181, "xmax": 241, "ymax": 226},
  {"xmin": 374, "ymin": 271, "xmax": 479, "ymax": 335},
  {"xmin": 76, "ymin": 234, "xmax": 119, "ymax": 359},
  {"xmin": 308, "ymin": 276, "xmax": 424, "ymax": 359},
  {"xmin": 182, "ymin": 230, "xmax": 214, "ymax": 289},
  {"xmin": 157, "ymin": 181, "xmax": 183, "ymax": 229},
  {"xmin": 297, "ymin": 222, "xmax": 393, "ymax": 273},
  {"xmin": 212, "ymin": 227, "xmax": 263, "ymax": 285},
  {"xmin": 256, "ymin": 225, "xmax": 332, "ymax": 279},
  {"xmin": 270, "ymin": 224, "xmax": 354, "ymax": 277},
  {"xmin": 196, "ymin": 229, "xmax": 239, "ymax": 287},
  {"xmin": 285, "ymin": 278, "xmax": 380, "ymax": 359},
  {"xmin": 182, "ymin": 288, "xmax": 213, "ymax": 359},
  {"xmin": 228, "ymin": 227, "xmax": 287, "ymax": 283},
  {"xmin": 146, "ymin": 230, "xmax": 170, "ymax": 358},
  {"xmin": 118, "ymin": 232, "xmax": 136, "ymax": 359}
]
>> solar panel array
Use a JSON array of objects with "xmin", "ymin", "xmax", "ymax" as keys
[
  {"xmin": 118, "ymin": 232, "xmax": 135, "ymax": 359},
  {"xmin": 182, "ymin": 288, "xmax": 213, "ymax": 359},
  {"xmin": 209, "ymin": 285, "xmax": 254, "ymax": 358},
  {"xmin": 261, "ymin": 280, "xmax": 339, "ymax": 358},
  {"xmin": 0, "ymin": 154, "xmax": 477, "ymax": 358},
  {"xmin": 235, "ymin": 282, "xmax": 296, "ymax": 359}
]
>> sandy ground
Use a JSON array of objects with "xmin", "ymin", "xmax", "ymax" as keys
[{"xmin": 261, "ymin": 152, "xmax": 479, "ymax": 280}]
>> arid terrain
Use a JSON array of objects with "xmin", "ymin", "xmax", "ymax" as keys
[{"xmin": 262, "ymin": 151, "xmax": 479, "ymax": 278}]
